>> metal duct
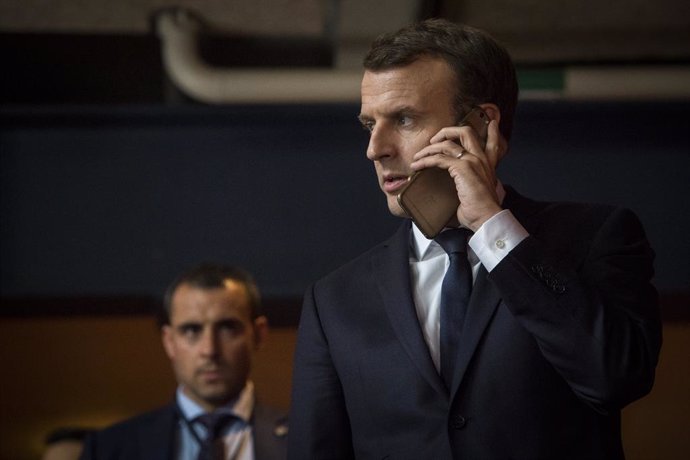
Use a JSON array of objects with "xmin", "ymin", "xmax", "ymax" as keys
[{"xmin": 153, "ymin": 8, "xmax": 362, "ymax": 104}]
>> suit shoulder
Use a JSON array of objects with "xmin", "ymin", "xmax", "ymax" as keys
[
  {"xmin": 88, "ymin": 404, "xmax": 175, "ymax": 442},
  {"xmin": 314, "ymin": 222, "xmax": 407, "ymax": 288},
  {"xmin": 507, "ymin": 187, "xmax": 642, "ymax": 235},
  {"xmin": 536, "ymin": 200, "xmax": 644, "ymax": 238},
  {"xmin": 254, "ymin": 401, "xmax": 286, "ymax": 420}
]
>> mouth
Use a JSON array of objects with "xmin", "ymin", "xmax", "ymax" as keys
[
  {"xmin": 382, "ymin": 174, "xmax": 410, "ymax": 194},
  {"xmin": 197, "ymin": 367, "xmax": 223, "ymax": 380}
]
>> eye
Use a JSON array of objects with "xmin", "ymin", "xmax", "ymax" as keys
[
  {"xmin": 397, "ymin": 115, "xmax": 414, "ymax": 128},
  {"xmin": 179, "ymin": 324, "xmax": 202, "ymax": 341},
  {"xmin": 217, "ymin": 320, "xmax": 244, "ymax": 338},
  {"xmin": 360, "ymin": 119, "xmax": 374, "ymax": 133}
]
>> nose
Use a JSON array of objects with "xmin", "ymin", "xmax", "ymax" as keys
[
  {"xmin": 199, "ymin": 328, "xmax": 218, "ymax": 358},
  {"xmin": 366, "ymin": 125, "xmax": 396, "ymax": 162}
]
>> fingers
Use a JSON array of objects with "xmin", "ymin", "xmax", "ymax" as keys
[
  {"xmin": 483, "ymin": 120, "xmax": 507, "ymax": 168},
  {"xmin": 412, "ymin": 129, "xmax": 486, "ymax": 171},
  {"xmin": 428, "ymin": 125, "xmax": 485, "ymax": 156},
  {"xmin": 411, "ymin": 120, "xmax": 506, "ymax": 231},
  {"xmin": 410, "ymin": 125, "xmax": 498, "ymax": 193},
  {"xmin": 417, "ymin": 120, "xmax": 506, "ymax": 168},
  {"xmin": 411, "ymin": 140, "xmax": 467, "ymax": 170}
]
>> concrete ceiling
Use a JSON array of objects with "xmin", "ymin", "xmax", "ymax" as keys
[
  {"xmin": 0, "ymin": 0, "xmax": 326, "ymax": 35},
  {"xmin": 2, "ymin": 0, "xmax": 688, "ymax": 63}
]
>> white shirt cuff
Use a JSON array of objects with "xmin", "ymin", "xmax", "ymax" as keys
[{"xmin": 468, "ymin": 209, "xmax": 529, "ymax": 272}]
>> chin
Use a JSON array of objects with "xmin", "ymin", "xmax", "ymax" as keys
[
  {"xmin": 387, "ymin": 199, "xmax": 407, "ymax": 218},
  {"xmin": 201, "ymin": 389, "xmax": 233, "ymax": 406}
]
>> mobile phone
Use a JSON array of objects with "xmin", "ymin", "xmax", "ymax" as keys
[{"xmin": 397, "ymin": 107, "xmax": 490, "ymax": 238}]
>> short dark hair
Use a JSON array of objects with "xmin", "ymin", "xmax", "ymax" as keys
[
  {"xmin": 161, "ymin": 263, "xmax": 263, "ymax": 325},
  {"xmin": 363, "ymin": 18, "xmax": 518, "ymax": 140}
]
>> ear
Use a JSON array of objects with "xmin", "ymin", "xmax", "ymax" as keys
[
  {"xmin": 161, "ymin": 325, "xmax": 176, "ymax": 359},
  {"xmin": 478, "ymin": 102, "xmax": 508, "ymax": 161},
  {"xmin": 478, "ymin": 103, "xmax": 501, "ymax": 124},
  {"xmin": 252, "ymin": 316, "xmax": 269, "ymax": 350}
]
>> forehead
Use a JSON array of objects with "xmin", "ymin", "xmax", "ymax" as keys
[
  {"xmin": 360, "ymin": 57, "xmax": 456, "ymax": 116},
  {"xmin": 169, "ymin": 281, "xmax": 251, "ymax": 323}
]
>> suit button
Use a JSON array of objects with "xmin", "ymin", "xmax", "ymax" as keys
[{"xmin": 450, "ymin": 415, "xmax": 466, "ymax": 429}]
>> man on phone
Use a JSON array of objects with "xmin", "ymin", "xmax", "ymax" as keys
[{"xmin": 288, "ymin": 19, "xmax": 661, "ymax": 459}]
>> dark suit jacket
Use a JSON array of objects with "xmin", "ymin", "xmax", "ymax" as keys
[
  {"xmin": 288, "ymin": 186, "xmax": 661, "ymax": 460},
  {"xmin": 80, "ymin": 401, "xmax": 287, "ymax": 460}
]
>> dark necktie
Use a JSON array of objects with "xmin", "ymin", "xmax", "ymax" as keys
[
  {"xmin": 435, "ymin": 228, "xmax": 473, "ymax": 391},
  {"xmin": 195, "ymin": 412, "xmax": 236, "ymax": 460}
]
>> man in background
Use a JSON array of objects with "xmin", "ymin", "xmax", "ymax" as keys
[
  {"xmin": 42, "ymin": 428, "xmax": 93, "ymax": 460},
  {"xmin": 82, "ymin": 263, "xmax": 287, "ymax": 460},
  {"xmin": 288, "ymin": 19, "xmax": 661, "ymax": 459}
]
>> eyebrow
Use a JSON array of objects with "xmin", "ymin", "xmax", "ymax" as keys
[
  {"xmin": 174, "ymin": 317, "xmax": 243, "ymax": 328},
  {"xmin": 175, "ymin": 321, "xmax": 201, "ymax": 331},
  {"xmin": 357, "ymin": 113, "xmax": 372, "ymax": 124},
  {"xmin": 358, "ymin": 105, "xmax": 423, "ymax": 123}
]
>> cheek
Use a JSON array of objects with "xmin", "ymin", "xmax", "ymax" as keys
[
  {"xmin": 170, "ymin": 349, "xmax": 196, "ymax": 377},
  {"xmin": 400, "ymin": 147, "xmax": 418, "ymax": 165},
  {"xmin": 221, "ymin": 339, "xmax": 252, "ymax": 363},
  {"xmin": 413, "ymin": 128, "xmax": 435, "ymax": 146},
  {"xmin": 373, "ymin": 161, "xmax": 384, "ymax": 177},
  {"xmin": 404, "ymin": 130, "xmax": 434, "ymax": 158}
]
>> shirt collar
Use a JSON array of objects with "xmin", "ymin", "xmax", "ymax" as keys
[
  {"xmin": 176, "ymin": 380, "xmax": 255, "ymax": 424},
  {"xmin": 410, "ymin": 180, "xmax": 506, "ymax": 261}
]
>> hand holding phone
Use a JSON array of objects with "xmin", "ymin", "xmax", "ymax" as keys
[{"xmin": 396, "ymin": 107, "xmax": 490, "ymax": 238}]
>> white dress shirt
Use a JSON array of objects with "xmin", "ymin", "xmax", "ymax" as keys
[
  {"xmin": 408, "ymin": 183, "xmax": 529, "ymax": 372},
  {"xmin": 176, "ymin": 381, "xmax": 255, "ymax": 460}
]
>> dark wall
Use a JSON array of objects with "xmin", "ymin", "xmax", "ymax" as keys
[
  {"xmin": 505, "ymin": 100, "xmax": 690, "ymax": 294},
  {"xmin": 1, "ymin": 104, "xmax": 395, "ymax": 301},
  {"xmin": 1, "ymin": 100, "xmax": 688, "ymax": 309}
]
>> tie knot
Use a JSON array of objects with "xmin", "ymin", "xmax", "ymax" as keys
[
  {"xmin": 435, "ymin": 228, "xmax": 471, "ymax": 255},
  {"xmin": 195, "ymin": 412, "xmax": 236, "ymax": 440}
]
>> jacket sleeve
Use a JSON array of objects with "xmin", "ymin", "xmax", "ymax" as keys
[
  {"xmin": 287, "ymin": 284, "xmax": 355, "ymax": 460},
  {"xmin": 488, "ymin": 206, "xmax": 662, "ymax": 413}
]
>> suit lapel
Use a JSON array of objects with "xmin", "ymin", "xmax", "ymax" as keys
[
  {"xmin": 449, "ymin": 185, "xmax": 542, "ymax": 395},
  {"xmin": 371, "ymin": 188, "xmax": 541, "ymax": 400},
  {"xmin": 252, "ymin": 403, "xmax": 288, "ymax": 460},
  {"xmin": 372, "ymin": 221, "xmax": 447, "ymax": 398},
  {"xmin": 450, "ymin": 266, "xmax": 501, "ymax": 394}
]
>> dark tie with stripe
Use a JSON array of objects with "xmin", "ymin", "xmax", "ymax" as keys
[
  {"xmin": 435, "ymin": 228, "xmax": 473, "ymax": 391},
  {"xmin": 195, "ymin": 412, "xmax": 236, "ymax": 460}
]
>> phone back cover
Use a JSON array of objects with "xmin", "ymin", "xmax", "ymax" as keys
[{"xmin": 397, "ymin": 168, "xmax": 459, "ymax": 238}]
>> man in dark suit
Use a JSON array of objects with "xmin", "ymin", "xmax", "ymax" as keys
[
  {"xmin": 288, "ymin": 19, "xmax": 662, "ymax": 460},
  {"xmin": 81, "ymin": 263, "xmax": 287, "ymax": 460}
]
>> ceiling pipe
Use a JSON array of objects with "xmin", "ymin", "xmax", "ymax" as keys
[{"xmin": 153, "ymin": 7, "xmax": 363, "ymax": 104}]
